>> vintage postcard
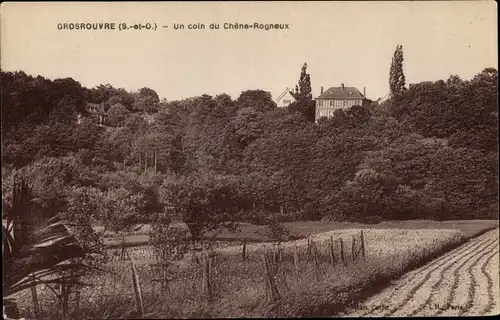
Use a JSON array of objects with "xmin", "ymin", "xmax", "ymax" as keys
[{"xmin": 1, "ymin": 1, "xmax": 498, "ymax": 319}]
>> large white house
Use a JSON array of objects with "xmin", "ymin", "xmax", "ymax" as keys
[{"xmin": 314, "ymin": 83, "xmax": 371, "ymax": 122}]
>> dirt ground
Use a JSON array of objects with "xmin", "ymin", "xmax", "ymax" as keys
[{"xmin": 340, "ymin": 228, "xmax": 500, "ymax": 317}]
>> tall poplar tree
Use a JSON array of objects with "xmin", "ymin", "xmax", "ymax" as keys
[
  {"xmin": 298, "ymin": 63, "xmax": 313, "ymax": 101},
  {"xmin": 289, "ymin": 63, "xmax": 315, "ymax": 122},
  {"xmin": 389, "ymin": 45, "xmax": 406, "ymax": 95}
]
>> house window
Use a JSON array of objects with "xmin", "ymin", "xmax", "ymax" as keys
[
  {"xmin": 330, "ymin": 100, "xmax": 334, "ymax": 107},
  {"xmin": 283, "ymin": 100, "xmax": 290, "ymax": 105},
  {"xmin": 343, "ymin": 100, "xmax": 348, "ymax": 107},
  {"xmin": 318, "ymin": 100, "xmax": 323, "ymax": 107}
]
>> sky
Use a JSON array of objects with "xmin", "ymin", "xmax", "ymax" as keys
[{"xmin": 1, "ymin": 1, "xmax": 497, "ymax": 102}]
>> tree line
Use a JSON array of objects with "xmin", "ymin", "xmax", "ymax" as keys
[{"xmin": 2, "ymin": 48, "xmax": 498, "ymax": 240}]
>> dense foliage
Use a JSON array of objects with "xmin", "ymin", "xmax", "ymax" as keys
[
  {"xmin": 389, "ymin": 44, "xmax": 406, "ymax": 95},
  {"xmin": 1, "ymin": 66, "xmax": 498, "ymax": 237}
]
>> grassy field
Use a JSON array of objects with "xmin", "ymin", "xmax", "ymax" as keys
[
  {"xmin": 14, "ymin": 219, "xmax": 499, "ymax": 319},
  {"xmin": 102, "ymin": 219, "xmax": 499, "ymax": 248}
]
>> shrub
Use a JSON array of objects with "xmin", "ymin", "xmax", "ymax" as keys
[
  {"xmin": 264, "ymin": 216, "xmax": 290, "ymax": 243},
  {"xmin": 149, "ymin": 214, "xmax": 190, "ymax": 263}
]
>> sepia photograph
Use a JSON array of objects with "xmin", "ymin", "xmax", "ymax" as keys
[{"xmin": 1, "ymin": 1, "xmax": 498, "ymax": 319}]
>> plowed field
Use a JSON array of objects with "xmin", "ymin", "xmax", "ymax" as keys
[{"xmin": 341, "ymin": 228, "xmax": 499, "ymax": 317}]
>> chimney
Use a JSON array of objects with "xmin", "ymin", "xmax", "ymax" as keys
[
  {"xmin": 363, "ymin": 86, "xmax": 366, "ymax": 97},
  {"xmin": 320, "ymin": 86, "xmax": 324, "ymax": 94},
  {"xmin": 341, "ymin": 83, "xmax": 344, "ymax": 91},
  {"xmin": 286, "ymin": 87, "xmax": 289, "ymax": 92}
]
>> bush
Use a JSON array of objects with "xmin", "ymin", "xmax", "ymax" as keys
[
  {"xmin": 321, "ymin": 209, "xmax": 347, "ymax": 222},
  {"xmin": 238, "ymin": 211, "xmax": 271, "ymax": 225},
  {"xmin": 264, "ymin": 217, "xmax": 290, "ymax": 242},
  {"xmin": 359, "ymin": 215, "xmax": 383, "ymax": 224},
  {"xmin": 149, "ymin": 214, "xmax": 190, "ymax": 263}
]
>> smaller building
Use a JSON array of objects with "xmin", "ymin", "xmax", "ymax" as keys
[
  {"xmin": 315, "ymin": 83, "xmax": 371, "ymax": 122},
  {"xmin": 84, "ymin": 102, "xmax": 108, "ymax": 126},
  {"xmin": 276, "ymin": 87, "xmax": 297, "ymax": 108},
  {"xmin": 375, "ymin": 94, "xmax": 390, "ymax": 106}
]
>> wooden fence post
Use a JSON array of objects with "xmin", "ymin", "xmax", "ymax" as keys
[
  {"xmin": 328, "ymin": 236, "xmax": 335, "ymax": 266},
  {"xmin": 129, "ymin": 254, "xmax": 145, "ymax": 319},
  {"xmin": 242, "ymin": 239, "xmax": 247, "ymax": 261},
  {"xmin": 306, "ymin": 237, "xmax": 310, "ymax": 256},
  {"xmin": 311, "ymin": 241, "xmax": 321, "ymax": 281},
  {"xmin": 360, "ymin": 230, "xmax": 366, "ymax": 260},
  {"xmin": 120, "ymin": 234, "xmax": 126, "ymax": 261},
  {"xmin": 154, "ymin": 150, "xmax": 157, "ymax": 174},
  {"xmin": 262, "ymin": 251, "xmax": 280, "ymax": 302},
  {"xmin": 202, "ymin": 251, "xmax": 212, "ymax": 300},
  {"xmin": 339, "ymin": 238, "xmax": 346, "ymax": 265},
  {"xmin": 293, "ymin": 243, "xmax": 300, "ymax": 279},
  {"xmin": 191, "ymin": 252, "xmax": 198, "ymax": 292},
  {"xmin": 352, "ymin": 235, "xmax": 357, "ymax": 262},
  {"xmin": 262, "ymin": 254, "xmax": 270, "ymax": 301},
  {"xmin": 278, "ymin": 243, "xmax": 283, "ymax": 263}
]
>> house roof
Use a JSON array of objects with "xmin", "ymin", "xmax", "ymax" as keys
[
  {"xmin": 86, "ymin": 102, "xmax": 107, "ymax": 115},
  {"xmin": 316, "ymin": 86, "xmax": 367, "ymax": 100},
  {"xmin": 276, "ymin": 88, "xmax": 298, "ymax": 102},
  {"xmin": 376, "ymin": 94, "xmax": 390, "ymax": 103}
]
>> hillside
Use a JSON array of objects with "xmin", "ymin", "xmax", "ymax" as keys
[{"xmin": 1, "ymin": 68, "xmax": 498, "ymax": 233}]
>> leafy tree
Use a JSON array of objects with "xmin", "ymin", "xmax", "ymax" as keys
[
  {"xmin": 49, "ymin": 96, "xmax": 79, "ymax": 126},
  {"xmin": 288, "ymin": 62, "xmax": 315, "ymax": 122},
  {"xmin": 151, "ymin": 109, "xmax": 186, "ymax": 173},
  {"xmin": 264, "ymin": 215, "xmax": 290, "ymax": 242},
  {"xmin": 389, "ymin": 44, "xmax": 406, "ymax": 95},
  {"xmin": 230, "ymin": 107, "xmax": 265, "ymax": 150},
  {"xmin": 86, "ymin": 84, "xmax": 114, "ymax": 104},
  {"xmin": 132, "ymin": 87, "xmax": 160, "ymax": 113},
  {"xmin": 98, "ymin": 187, "xmax": 146, "ymax": 235},
  {"xmin": 124, "ymin": 113, "xmax": 149, "ymax": 132},
  {"xmin": 70, "ymin": 118, "xmax": 105, "ymax": 154},
  {"xmin": 51, "ymin": 78, "xmax": 87, "ymax": 115},
  {"xmin": 132, "ymin": 131, "xmax": 163, "ymax": 173},
  {"xmin": 236, "ymin": 89, "xmax": 276, "ymax": 113},
  {"xmin": 336, "ymin": 169, "xmax": 397, "ymax": 220},
  {"xmin": 107, "ymin": 103, "xmax": 130, "ymax": 127},
  {"xmin": 297, "ymin": 62, "xmax": 312, "ymax": 101},
  {"xmin": 96, "ymin": 127, "xmax": 134, "ymax": 168},
  {"xmin": 366, "ymin": 134, "xmax": 441, "ymax": 189},
  {"xmin": 387, "ymin": 68, "xmax": 498, "ymax": 152},
  {"xmin": 389, "ymin": 184, "xmax": 428, "ymax": 220},
  {"xmin": 159, "ymin": 172, "xmax": 241, "ymax": 242},
  {"xmin": 149, "ymin": 215, "xmax": 190, "ymax": 270},
  {"xmin": 3, "ymin": 66, "xmax": 497, "ymax": 228},
  {"xmin": 2, "ymin": 155, "xmax": 86, "ymax": 220},
  {"xmin": 1, "ymin": 72, "xmax": 84, "ymax": 134},
  {"xmin": 98, "ymin": 171, "xmax": 162, "ymax": 219},
  {"xmin": 425, "ymin": 147, "xmax": 498, "ymax": 219},
  {"xmin": 244, "ymin": 127, "xmax": 318, "ymax": 213}
]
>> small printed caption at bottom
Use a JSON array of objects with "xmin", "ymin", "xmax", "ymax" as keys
[{"xmin": 350, "ymin": 303, "xmax": 467, "ymax": 312}]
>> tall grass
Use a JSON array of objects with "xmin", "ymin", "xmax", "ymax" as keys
[{"xmin": 14, "ymin": 225, "xmax": 498, "ymax": 319}]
